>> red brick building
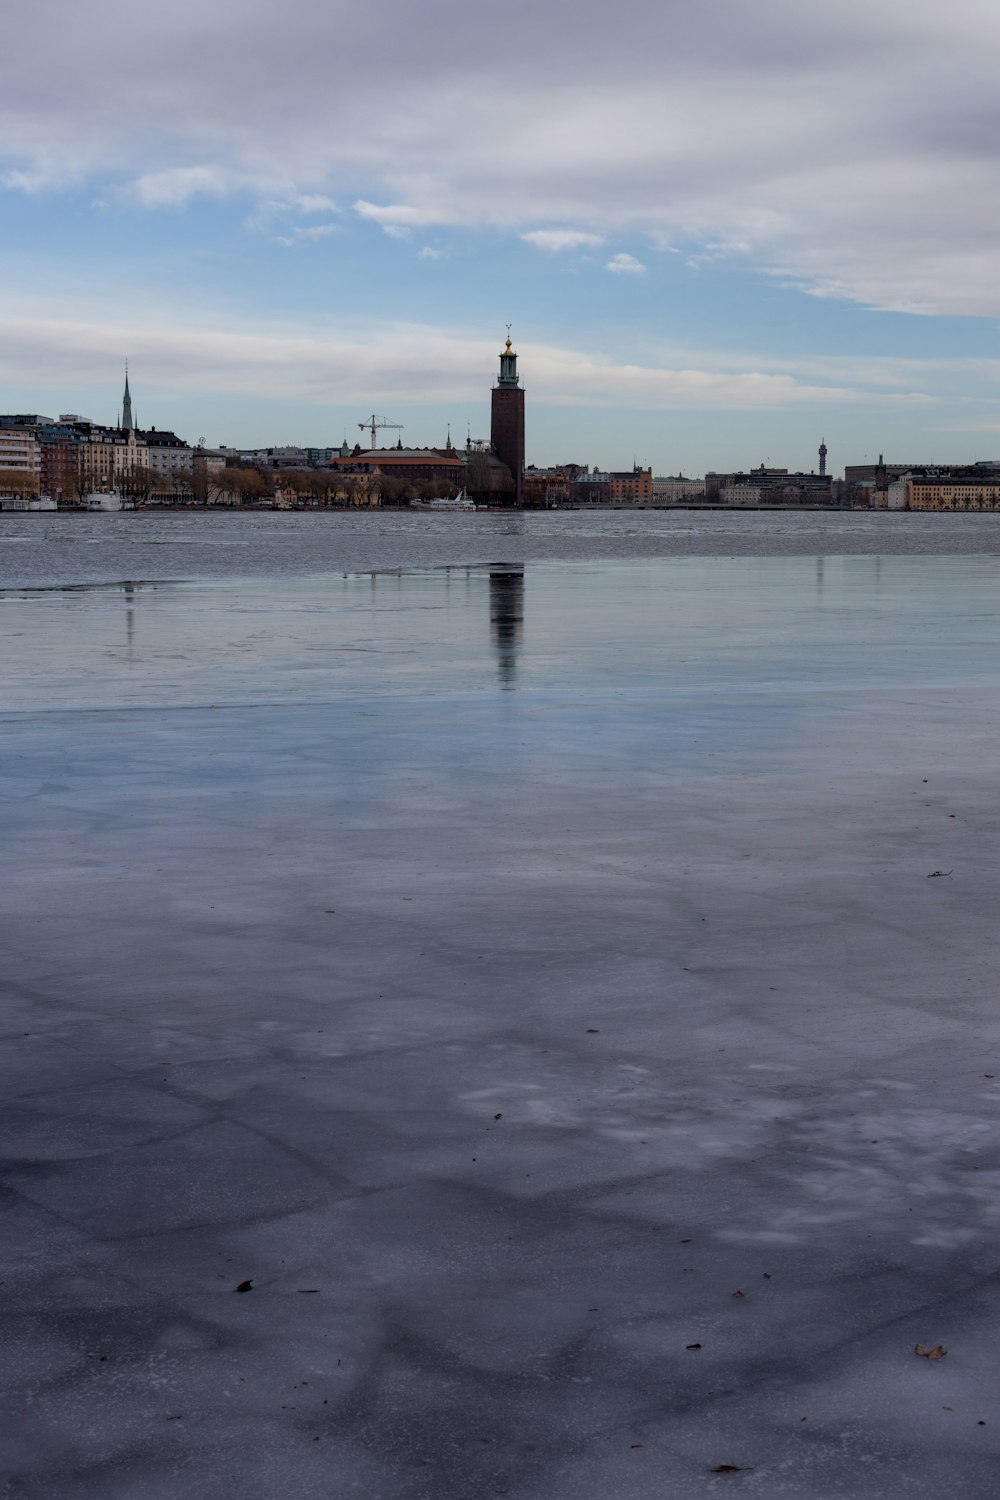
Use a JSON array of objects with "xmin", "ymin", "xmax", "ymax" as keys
[
  {"xmin": 38, "ymin": 430, "xmax": 82, "ymax": 500},
  {"xmin": 327, "ymin": 446, "xmax": 466, "ymax": 487},
  {"xmin": 490, "ymin": 337, "xmax": 524, "ymax": 507}
]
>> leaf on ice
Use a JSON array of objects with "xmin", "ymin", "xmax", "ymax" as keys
[{"xmin": 914, "ymin": 1343, "xmax": 946, "ymax": 1359}]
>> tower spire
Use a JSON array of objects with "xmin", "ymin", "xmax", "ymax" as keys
[
  {"xmin": 121, "ymin": 362, "xmax": 134, "ymax": 434},
  {"xmin": 497, "ymin": 329, "xmax": 519, "ymax": 387}
]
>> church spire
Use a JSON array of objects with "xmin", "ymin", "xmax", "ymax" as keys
[{"xmin": 121, "ymin": 362, "xmax": 134, "ymax": 433}]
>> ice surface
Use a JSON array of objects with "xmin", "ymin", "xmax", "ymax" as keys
[
  {"xmin": 4, "ymin": 506, "xmax": 1000, "ymax": 592},
  {"xmin": 3, "ymin": 552, "xmax": 1000, "ymax": 1497}
]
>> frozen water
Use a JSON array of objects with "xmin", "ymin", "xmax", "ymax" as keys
[
  {"xmin": 3, "ymin": 549, "xmax": 1000, "ymax": 1496},
  {"xmin": 4, "ymin": 506, "xmax": 1000, "ymax": 591}
]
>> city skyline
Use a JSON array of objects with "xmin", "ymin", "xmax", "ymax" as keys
[{"xmin": 3, "ymin": 1, "xmax": 1000, "ymax": 470}]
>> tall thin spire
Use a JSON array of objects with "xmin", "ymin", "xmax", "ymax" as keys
[{"xmin": 121, "ymin": 362, "xmax": 134, "ymax": 433}]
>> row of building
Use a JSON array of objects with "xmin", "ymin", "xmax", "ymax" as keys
[
  {"xmin": 0, "ymin": 372, "xmax": 224, "ymax": 505},
  {"xmin": 4, "ymin": 348, "xmax": 1000, "ymax": 511}
]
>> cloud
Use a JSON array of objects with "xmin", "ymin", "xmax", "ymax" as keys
[
  {"xmin": 273, "ymin": 223, "xmax": 340, "ymax": 247},
  {"xmin": 293, "ymin": 194, "xmax": 337, "ymax": 214},
  {"xmin": 129, "ymin": 164, "xmax": 236, "ymax": 207},
  {"xmin": 0, "ymin": 306, "xmax": 940, "ymax": 414},
  {"xmin": 2, "ymin": 168, "xmax": 62, "ymax": 194},
  {"xmin": 521, "ymin": 229, "xmax": 604, "ymax": 253},
  {"xmin": 354, "ymin": 201, "xmax": 442, "ymax": 239},
  {"xmin": 605, "ymin": 253, "xmax": 647, "ymax": 277},
  {"xmin": 417, "ymin": 246, "xmax": 445, "ymax": 261},
  {"xmin": 3, "ymin": 1, "xmax": 1000, "ymax": 312}
]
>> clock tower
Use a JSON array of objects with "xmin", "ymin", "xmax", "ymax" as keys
[{"xmin": 490, "ymin": 332, "xmax": 524, "ymax": 507}]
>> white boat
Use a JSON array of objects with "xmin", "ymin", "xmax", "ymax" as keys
[
  {"xmin": 413, "ymin": 488, "xmax": 476, "ymax": 512},
  {"xmin": 1, "ymin": 494, "xmax": 59, "ymax": 512},
  {"xmin": 82, "ymin": 491, "xmax": 136, "ymax": 512}
]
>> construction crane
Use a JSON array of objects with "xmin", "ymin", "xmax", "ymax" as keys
[{"xmin": 358, "ymin": 414, "xmax": 404, "ymax": 449}]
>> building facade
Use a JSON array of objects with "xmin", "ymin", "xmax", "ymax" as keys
[
  {"xmin": 37, "ymin": 427, "xmax": 82, "ymax": 500},
  {"xmin": 75, "ymin": 424, "xmax": 149, "ymax": 494},
  {"xmin": 327, "ymin": 446, "xmax": 465, "ymax": 488},
  {"xmin": 719, "ymin": 468, "xmax": 834, "ymax": 506},
  {"xmin": 886, "ymin": 471, "xmax": 1000, "ymax": 510},
  {"xmin": 652, "ymin": 475, "xmax": 705, "ymax": 502},
  {"xmin": 522, "ymin": 467, "xmax": 571, "ymax": 507},
  {"xmin": 609, "ymin": 467, "xmax": 653, "ymax": 502},
  {"xmin": 140, "ymin": 429, "xmax": 193, "ymax": 501},
  {"xmin": 0, "ymin": 429, "xmax": 41, "ymax": 494}
]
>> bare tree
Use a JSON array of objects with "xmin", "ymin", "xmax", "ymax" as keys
[
  {"xmin": 169, "ymin": 467, "xmax": 194, "ymax": 505},
  {"xmin": 0, "ymin": 469, "xmax": 39, "ymax": 500},
  {"xmin": 118, "ymin": 465, "xmax": 155, "ymax": 507}
]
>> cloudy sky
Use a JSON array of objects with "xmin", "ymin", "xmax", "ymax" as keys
[{"xmin": 3, "ymin": 0, "xmax": 1000, "ymax": 473}]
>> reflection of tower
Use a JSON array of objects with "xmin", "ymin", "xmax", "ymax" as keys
[
  {"xmin": 490, "ymin": 332, "xmax": 525, "ymax": 507},
  {"xmin": 489, "ymin": 569, "xmax": 523, "ymax": 689},
  {"xmin": 818, "ymin": 439, "xmax": 827, "ymax": 477},
  {"xmin": 123, "ymin": 580, "xmax": 136, "ymax": 655}
]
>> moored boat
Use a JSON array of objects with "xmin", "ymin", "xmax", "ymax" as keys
[{"xmin": 412, "ymin": 488, "xmax": 476, "ymax": 512}]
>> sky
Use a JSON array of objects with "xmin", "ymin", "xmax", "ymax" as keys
[{"xmin": 3, "ymin": 0, "xmax": 1000, "ymax": 475}]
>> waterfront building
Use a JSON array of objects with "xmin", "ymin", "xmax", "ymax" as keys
[
  {"xmin": 36, "ymin": 426, "xmax": 83, "ymax": 501},
  {"xmin": 705, "ymin": 467, "xmax": 787, "ymax": 502},
  {"xmin": 843, "ymin": 461, "xmax": 925, "ymax": 486},
  {"xmin": 571, "ymin": 473, "xmax": 612, "ymax": 504},
  {"xmin": 0, "ymin": 428, "xmax": 41, "ymax": 496},
  {"xmin": 522, "ymin": 467, "xmax": 571, "ymax": 507},
  {"xmin": 652, "ymin": 475, "xmax": 705, "ymax": 502},
  {"xmin": 69, "ymin": 421, "xmax": 149, "ymax": 494},
  {"xmin": 609, "ymin": 467, "xmax": 653, "ymax": 502},
  {"xmin": 719, "ymin": 467, "xmax": 834, "ymax": 506},
  {"xmin": 886, "ymin": 470, "xmax": 1000, "ymax": 511},
  {"xmin": 327, "ymin": 446, "xmax": 465, "ymax": 487},
  {"xmin": 139, "ymin": 428, "xmax": 193, "ymax": 501}
]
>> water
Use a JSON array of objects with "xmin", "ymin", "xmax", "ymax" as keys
[
  {"xmin": 3, "ymin": 529, "xmax": 1000, "ymax": 1497},
  {"xmin": 3, "ymin": 506, "xmax": 1000, "ymax": 591}
]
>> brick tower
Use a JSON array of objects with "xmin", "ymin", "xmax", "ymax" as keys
[{"xmin": 490, "ymin": 332, "xmax": 524, "ymax": 507}]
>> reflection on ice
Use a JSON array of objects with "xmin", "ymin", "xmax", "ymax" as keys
[
  {"xmin": 489, "ymin": 568, "xmax": 523, "ymax": 689},
  {"xmin": 4, "ymin": 554, "xmax": 1000, "ymax": 1496}
]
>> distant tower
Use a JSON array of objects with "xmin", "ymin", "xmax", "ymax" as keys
[
  {"xmin": 818, "ymin": 439, "xmax": 828, "ymax": 477},
  {"xmin": 490, "ymin": 330, "xmax": 525, "ymax": 507},
  {"xmin": 121, "ymin": 364, "xmax": 134, "ymax": 433}
]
